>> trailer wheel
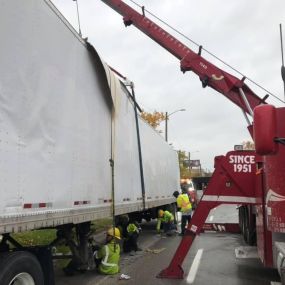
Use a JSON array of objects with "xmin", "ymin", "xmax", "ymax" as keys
[{"xmin": 0, "ymin": 251, "xmax": 44, "ymax": 285}]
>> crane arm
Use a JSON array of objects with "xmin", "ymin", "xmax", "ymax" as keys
[{"xmin": 100, "ymin": 0, "xmax": 267, "ymax": 114}]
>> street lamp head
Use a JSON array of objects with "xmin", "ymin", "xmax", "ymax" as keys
[{"xmin": 167, "ymin": 108, "xmax": 186, "ymax": 117}]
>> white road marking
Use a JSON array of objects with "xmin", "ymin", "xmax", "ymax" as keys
[
  {"xmin": 271, "ymin": 282, "xmax": 281, "ymax": 285},
  {"xmin": 209, "ymin": 215, "xmax": 214, "ymax": 222},
  {"xmin": 186, "ymin": 249, "xmax": 204, "ymax": 284}
]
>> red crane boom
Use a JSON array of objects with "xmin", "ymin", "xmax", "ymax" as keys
[
  {"xmin": 100, "ymin": 0, "xmax": 267, "ymax": 115},
  {"xmin": 99, "ymin": 0, "xmax": 274, "ymax": 280}
]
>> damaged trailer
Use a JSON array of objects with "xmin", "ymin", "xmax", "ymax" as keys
[{"xmin": 0, "ymin": 1, "xmax": 180, "ymax": 284}]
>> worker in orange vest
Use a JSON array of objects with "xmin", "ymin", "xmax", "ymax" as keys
[{"xmin": 173, "ymin": 189, "xmax": 192, "ymax": 235}]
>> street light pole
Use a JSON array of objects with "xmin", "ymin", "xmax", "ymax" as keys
[
  {"xmin": 164, "ymin": 109, "xmax": 186, "ymax": 142},
  {"xmin": 165, "ymin": 112, "xmax": 169, "ymax": 142}
]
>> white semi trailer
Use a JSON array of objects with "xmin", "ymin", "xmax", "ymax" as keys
[{"xmin": 0, "ymin": 1, "xmax": 180, "ymax": 284}]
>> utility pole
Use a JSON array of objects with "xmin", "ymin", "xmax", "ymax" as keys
[
  {"xmin": 165, "ymin": 112, "xmax": 168, "ymax": 142},
  {"xmin": 73, "ymin": 0, "xmax": 82, "ymax": 36}
]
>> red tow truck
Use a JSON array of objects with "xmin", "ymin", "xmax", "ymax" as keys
[{"xmin": 99, "ymin": 0, "xmax": 285, "ymax": 283}]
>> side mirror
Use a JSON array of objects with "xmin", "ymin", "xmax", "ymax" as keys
[{"xmin": 253, "ymin": 104, "xmax": 278, "ymax": 155}]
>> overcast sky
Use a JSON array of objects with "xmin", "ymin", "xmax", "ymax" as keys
[{"xmin": 52, "ymin": 0, "xmax": 285, "ymax": 171}]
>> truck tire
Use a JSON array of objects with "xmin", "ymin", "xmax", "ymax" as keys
[
  {"xmin": 239, "ymin": 207, "xmax": 256, "ymax": 246},
  {"xmin": 242, "ymin": 209, "xmax": 249, "ymax": 244},
  {"xmin": 238, "ymin": 206, "xmax": 245, "ymax": 235},
  {"xmin": 243, "ymin": 208, "xmax": 256, "ymax": 246},
  {"xmin": 0, "ymin": 251, "xmax": 44, "ymax": 285}
]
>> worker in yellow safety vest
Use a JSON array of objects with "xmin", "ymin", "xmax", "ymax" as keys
[
  {"xmin": 94, "ymin": 227, "xmax": 121, "ymax": 275},
  {"xmin": 156, "ymin": 209, "xmax": 176, "ymax": 236},
  {"xmin": 173, "ymin": 189, "xmax": 192, "ymax": 235},
  {"xmin": 116, "ymin": 215, "xmax": 142, "ymax": 255}
]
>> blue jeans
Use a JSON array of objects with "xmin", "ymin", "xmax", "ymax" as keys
[
  {"xmin": 181, "ymin": 214, "xmax": 192, "ymax": 234},
  {"xmin": 163, "ymin": 221, "xmax": 177, "ymax": 234}
]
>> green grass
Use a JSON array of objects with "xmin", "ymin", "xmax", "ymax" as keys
[
  {"xmin": 10, "ymin": 218, "xmax": 113, "ymax": 269},
  {"xmin": 91, "ymin": 218, "xmax": 113, "ymax": 233},
  {"xmin": 11, "ymin": 229, "xmax": 57, "ymax": 247},
  {"xmin": 12, "ymin": 218, "xmax": 112, "ymax": 247}
]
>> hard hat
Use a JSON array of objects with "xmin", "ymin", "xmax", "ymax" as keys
[
  {"xmin": 173, "ymin": 190, "xmax": 179, "ymax": 198},
  {"xmin": 107, "ymin": 227, "xmax": 121, "ymax": 240},
  {"xmin": 181, "ymin": 186, "xmax": 188, "ymax": 193},
  {"xmin": 158, "ymin": 209, "xmax": 164, "ymax": 217}
]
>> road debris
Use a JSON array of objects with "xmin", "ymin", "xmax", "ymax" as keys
[
  {"xmin": 119, "ymin": 274, "xmax": 131, "ymax": 280},
  {"xmin": 145, "ymin": 248, "xmax": 166, "ymax": 254}
]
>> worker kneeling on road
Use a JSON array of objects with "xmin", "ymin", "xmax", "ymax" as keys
[
  {"xmin": 94, "ymin": 227, "xmax": 121, "ymax": 275},
  {"xmin": 117, "ymin": 215, "xmax": 142, "ymax": 255},
  {"xmin": 173, "ymin": 189, "xmax": 192, "ymax": 235},
  {"xmin": 156, "ymin": 209, "xmax": 176, "ymax": 236}
]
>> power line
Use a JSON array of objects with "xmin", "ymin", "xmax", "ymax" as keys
[{"xmin": 128, "ymin": 0, "xmax": 285, "ymax": 104}]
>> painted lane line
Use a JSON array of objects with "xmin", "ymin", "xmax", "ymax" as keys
[
  {"xmin": 271, "ymin": 282, "xmax": 281, "ymax": 285},
  {"xmin": 186, "ymin": 249, "xmax": 204, "ymax": 284}
]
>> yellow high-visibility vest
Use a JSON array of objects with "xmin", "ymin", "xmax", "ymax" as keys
[{"xmin": 177, "ymin": 193, "xmax": 192, "ymax": 213}]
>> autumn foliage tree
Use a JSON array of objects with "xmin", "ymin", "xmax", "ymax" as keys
[
  {"xmin": 178, "ymin": 150, "xmax": 190, "ymax": 179},
  {"xmin": 140, "ymin": 111, "xmax": 166, "ymax": 129}
]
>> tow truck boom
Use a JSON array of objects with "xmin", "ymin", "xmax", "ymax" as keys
[{"xmin": 100, "ymin": 0, "xmax": 267, "ymax": 115}]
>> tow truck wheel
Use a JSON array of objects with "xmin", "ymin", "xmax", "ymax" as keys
[
  {"xmin": 242, "ymin": 209, "xmax": 250, "ymax": 243},
  {"xmin": 0, "ymin": 251, "xmax": 44, "ymax": 285},
  {"xmin": 238, "ymin": 206, "xmax": 245, "ymax": 236},
  {"xmin": 243, "ymin": 208, "xmax": 256, "ymax": 246}
]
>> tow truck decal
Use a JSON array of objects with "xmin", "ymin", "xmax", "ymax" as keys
[
  {"xmin": 228, "ymin": 154, "xmax": 255, "ymax": 173},
  {"xmin": 266, "ymin": 189, "xmax": 285, "ymax": 203},
  {"xmin": 212, "ymin": 74, "xmax": 224, "ymax": 81}
]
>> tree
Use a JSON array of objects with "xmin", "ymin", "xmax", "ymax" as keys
[
  {"xmin": 140, "ymin": 111, "xmax": 166, "ymax": 129},
  {"xmin": 242, "ymin": 140, "xmax": 255, "ymax": 150},
  {"xmin": 178, "ymin": 150, "xmax": 190, "ymax": 179},
  {"xmin": 178, "ymin": 150, "xmax": 212, "ymax": 179}
]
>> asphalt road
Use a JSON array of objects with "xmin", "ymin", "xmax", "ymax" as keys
[{"xmin": 55, "ymin": 206, "xmax": 280, "ymax": 285}]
